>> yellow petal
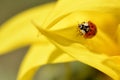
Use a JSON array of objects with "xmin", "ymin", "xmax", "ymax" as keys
[
  {"xmin": 36, "ymin": 11, "xmax": 119, "ymax": 56},
  {"xmin": 43, "ymin": 0, "xmax": 120, "ymax": 28},
  {"xmin": 17, "ymin": 41, "xmax": 55, "ymax": 80},
  {"xmin": 36, "ymin": 27, "xmax": 119, "ymax": 80},
  {"xmin": 33, "ymin": 11, "xmax": 120, "ymax": 79},
  {"xmin": 17, "ymin": 40, "xmax": 75, "ymax": 80},
  {"xmin": 0, "ymin": 2, "xmax": 56, "ymax": 54},
  {"xmin": 116, "ymin": 24, "xmax": 120, "ymax": 47},
  {"xmin": 103, "ymin": 56, "xmax": 120, "ymax": 78},
  {"xmin": 50, "ymin": 11, "xmax": 119, "ymax": 41}
]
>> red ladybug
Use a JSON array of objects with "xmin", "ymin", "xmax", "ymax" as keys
[{"xmin": 78, "ymin": 21, "xmax": 97, "ymax": 38}]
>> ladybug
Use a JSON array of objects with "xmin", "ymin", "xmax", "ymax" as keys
[{"xmin": 78, "ymin": 21, "xmax": 97, "ymax": 38}]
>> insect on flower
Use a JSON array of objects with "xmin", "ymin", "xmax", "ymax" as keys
[{"xmin": 78, "ymin": 21, "xmax": 97, "ymax": 38}]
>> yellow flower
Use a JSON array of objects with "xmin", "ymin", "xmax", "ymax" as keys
[{"xmin": 0, "ymin": 0, "xmax": 120, "ymax": 80}]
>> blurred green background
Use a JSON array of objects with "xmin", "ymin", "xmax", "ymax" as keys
[{"xmin": 0, "ymin": 0, "xmax": 54, "ymax": 80}]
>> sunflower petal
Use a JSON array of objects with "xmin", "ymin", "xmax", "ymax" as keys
[
  {"xmin": 49, "ymin": 11, "xmax": 119, "ymax": 41},
  {"xmin": 43, "ymin": 0, "xmax": 120, "ymax": 28},
  {"xmin": 36, "ymin": 11, "xmax": 119, "ymax": 56},
  {"xmin": 103, "ymin": 56, "xmax": 120, "ymax": 78},
  {"xmin": 0, "ymin": 2, "xmax": 56, "ymax": 54},
  {"xmin": 17, "ymin": 42, "xmax": 75, "ymax": 80},
  {"xmin": 116, "ymin": 24, "xmax": 120, "ymax": 47},
  {"xmin": 36, "ymin": 27, "xmax": 119, "ymax": 80},
  {"xmin": 17, "ymin": 42, "xmax": 55, "ymax": 80}
]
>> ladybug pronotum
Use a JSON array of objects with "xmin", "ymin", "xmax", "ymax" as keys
[{"xmin": 78, "ymin": 21, "xmax": 97, "ymax": 38}]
